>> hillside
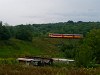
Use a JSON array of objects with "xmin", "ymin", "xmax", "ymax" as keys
[{"xmin": 0, "ymin": 38, "xmax": 65, "ymax": 58}]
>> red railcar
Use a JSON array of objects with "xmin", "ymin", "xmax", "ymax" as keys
[{"xmin": 49, "ymin": 33, "xmax": 83, "ymax": 39}]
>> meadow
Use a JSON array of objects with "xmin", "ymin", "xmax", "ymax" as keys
[
  {"xmin": 0, "ymin": 64, "xmax": 100, "ymax": 75},
  {"xmin": 0, "ymin": 38, "xmax": 64, "ymax": 58},
  {"xmin": 0, "ymin": 58, "xmax": 100, "ymax": 75}
]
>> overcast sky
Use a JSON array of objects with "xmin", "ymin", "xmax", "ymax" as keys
[{"xmin": 0, "ymin": 0, "xmax": 100, "ymax": 25}]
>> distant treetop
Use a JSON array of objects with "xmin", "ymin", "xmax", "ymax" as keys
[{"xmin": 0, "ymin": 21, "xmax": 2, "ymax": 26}]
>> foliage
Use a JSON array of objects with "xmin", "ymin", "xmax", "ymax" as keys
[
  {"xmin": 0, "ymin": 38, "xmax": 63, "ymax": 58},
  {"xmin": 0, "ymin": 21, "xmax": 100, "ymax": 68},
  {"xmin": 60, "ymin": 40, "xmax": 79, "ymax": 59},
  {"xmin": 15, "ymin": 28, "xmax": 33, "ymax": 41},
  {"xmin": 11, "ymin": 22, "xmax": 100, "ymax": 38},
  {"xmin": 1, "ymin": 21, "xmax": 100, "ymax": 41},
  {"xmin": 0, "ymin": 25, "xmax": 11, "ymax": 40},
  {"xmin": 76, "ymin": 29, "xmax": 100, "ymax": 67},
  {"xmin": 0, "ymin": 58, "xmax": 18, "ymax": 65},
  {"xmin": 84, "ymin": 29, "xmax": 100, "ymax": 63},
  {"xmin": 76, "ymin": 44, "xmax": 93, "ymax": 67}
]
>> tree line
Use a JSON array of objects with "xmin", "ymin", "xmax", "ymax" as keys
[{"xmin": 1, "ymin": 21, "xmax": 99, "ymax": 40}]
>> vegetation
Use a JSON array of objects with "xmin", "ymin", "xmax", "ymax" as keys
[
  {"xmin": 76, "ymin": 29, "xmax": 100, "ymax": 67},
  {"xmin": 0, "ymin": 65, "xmax": 100, "ymax": 75},
  {"xmin": 0, "ymin": 38, "xmax": 64, "ymax": 58},
  {"xmin": 0, "ymin": 21, "xmax": 100, "ymax": 68},
  {"xmin": 0, "ymin": 21, "xmax": 11, "ymax": 40}
]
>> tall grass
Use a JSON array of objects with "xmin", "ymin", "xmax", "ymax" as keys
[
  {"xmin": 0, "ymin": 58, "xmax": 18, "ymax": 65},
  {"xmin": 0, "ymin": 64, "xmax": 100, "ymax": 75},
  {"xmin": 0, "ymin": 38, "xmax": 64, "ymax": 58}
]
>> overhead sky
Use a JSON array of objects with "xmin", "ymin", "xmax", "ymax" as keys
[{"xmin": 0, "ymin": 0, "xmax": 100, "ymax": 25}]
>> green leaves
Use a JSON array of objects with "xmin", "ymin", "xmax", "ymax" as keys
[
  {"xmin": 0, "ymin": 26, "xmax": 11, "ymax": 40},
  {"xmin": 76, "ymin": 29, "xmax": 100, "ymax": 67},
  {"xmin": 15, "ymin": 29, "xmax": 33, "ymax": 41},
  {"xmin": 85, "ymin": 29, "xmax": 100, "ymax": 63}
]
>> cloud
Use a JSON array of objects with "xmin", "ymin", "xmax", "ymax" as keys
[{"xmin": 0, "ymin": 0, "xmax": 100, "ymax": 25}]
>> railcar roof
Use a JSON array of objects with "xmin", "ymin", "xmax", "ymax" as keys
[{"xmin": 52, "ymin": 34, "xmax": 82, "ymax": 35}]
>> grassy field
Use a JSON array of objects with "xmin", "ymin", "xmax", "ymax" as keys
[
  {"xmin": 0, "ymin": 38, "xmax": 100, "ymax": 75},
  {"xmin": 0, "ymin": 64, "xmax": 100, "ymax": 75},
  {"xmin": 0, "ymin": 38, "xmax": 65, "ymax": 58},
  {"xmin": 0, "ymin": 58, "xmax": 100, "ymax": 75}
]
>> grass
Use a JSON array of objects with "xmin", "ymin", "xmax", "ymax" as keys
[
  {"xmin": 0, "ymin": 58, "xmax": 99, "ymax": 75},
  {"xmin": 0, "ymin": 39, "xmax": 44, "ymax": 57},
  {"xmin": 0, "ymin": 64, "xmax": 100, "ymax": 75},
  {"xmin": 0, "ymin": 38, "xmax": 100, "ymax": 75},
  {"xmin": 0, "ymin": 58, "xmax": 18, "ymax": 65},
  {"xmin": 0, "ymin": 38, "xmax": 65, "ymax": 58}
]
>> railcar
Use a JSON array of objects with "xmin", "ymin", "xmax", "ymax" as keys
[{"xmin": 49, "ymin": 33, "xmax": 83, "ymax": 39}]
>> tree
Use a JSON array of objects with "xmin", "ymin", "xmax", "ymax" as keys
[
  {"xmin": 0, "ymin": 22, "xmax": 11, "ymax": 40},
  {"xmin": 85, "ymin": 29, "xmax": 100, "ymax": 63},
  {"xmin": 15, "ymin": 29, "xmax": 33, "ymax": 41},
  {"xmin": 61, "ymin": 41, "xmax": 77, "ymax": 59},
  {"xmin": 76, "ymin": 29, "xmax": 100, "ymax": 67},
  {"xmin": 0, "ymin": 21, "xmax": 2, "ymax": 26},
  {"xmin": 67, "ymin": 20, "xmax": 74, "ymax": 24},
  {"xmin": 76, "ymin": 44, "xmax": 93, "ymax": 67}
]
